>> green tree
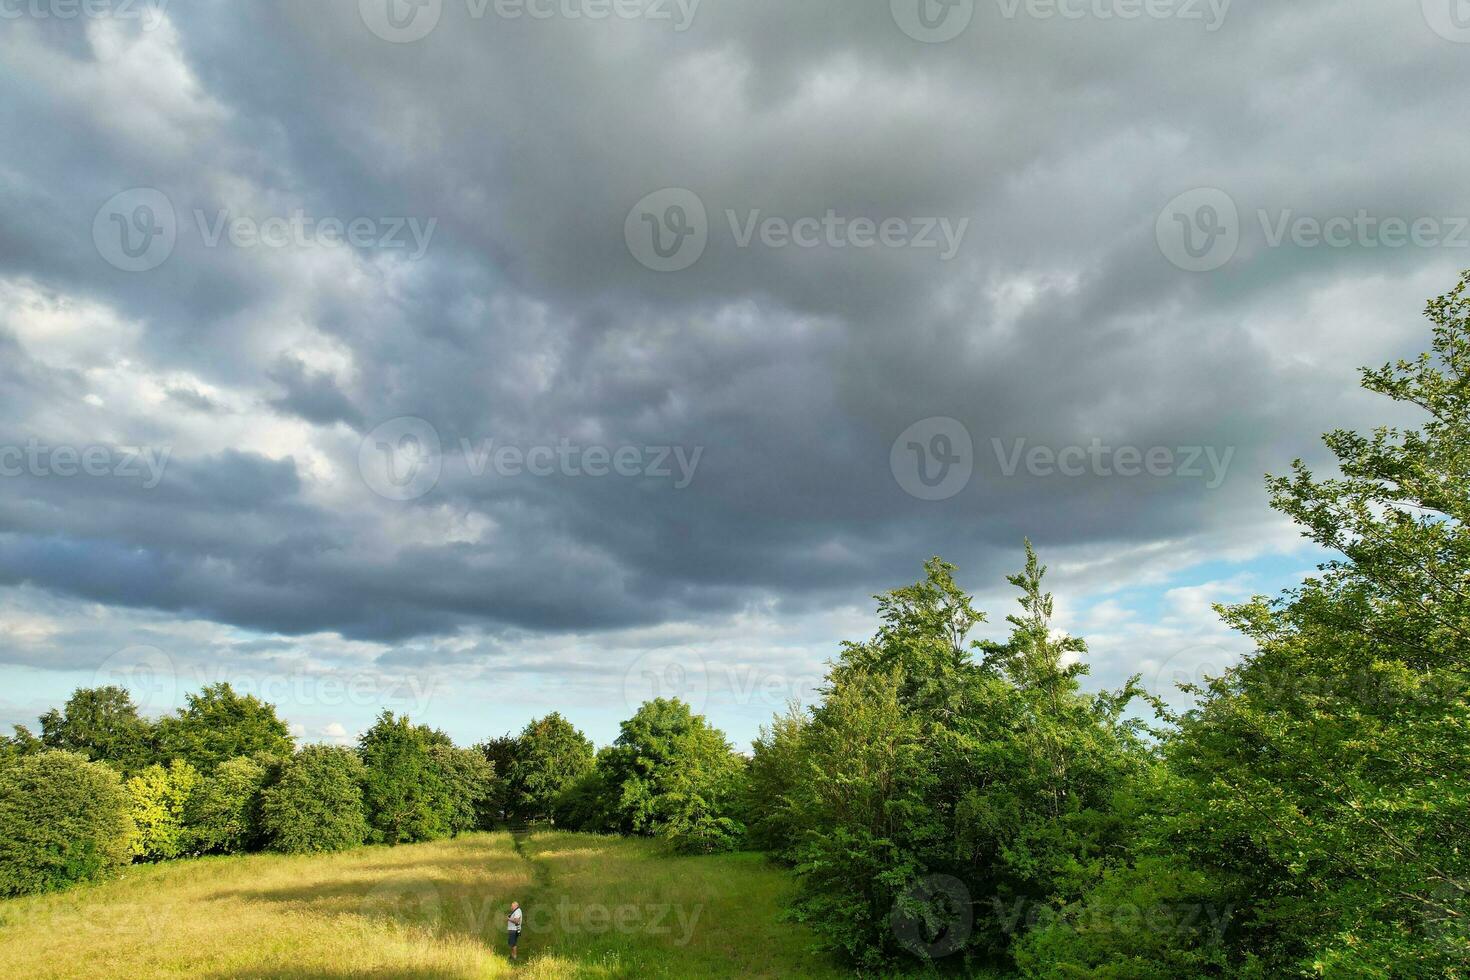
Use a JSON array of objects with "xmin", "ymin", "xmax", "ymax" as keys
[
  {"xmin": 155, "ymin": 684, "xmax": 293, "ymax": 772},
  {"xmin": 184, "ymin": 754, "xmax": 275, "ymax": 854},
  {"xmin": 1024, "ymin": 272, "xmax": 1470, "ymax": 977},
  {"xmin": 742, "ymin": 703, "xmax": 811, "ymax": 856},
  {"xmin": 475, "ymin": 734, "xmax": 519, "ymax": 824},
  {"xmin": 38, "ymin": 686, "xmax": 155, "ymax": 775},
  {"xmin": 428, "ymin": 743, "xmax": 498, "ymax": 835},
  {"xmin": 783, "ymin": 555, "xmax": 1150, "ymax": 971},
  {"xmin": 594, "ymin": 698, "xmax": 745, "ymax": 852},
  {"xmin": 0, "ymin": 725, "xmax": 42, "ymax": 762},
  {"xmin": 505, "ymin": 713, "xmax": 594, "ymax": 823},
  {"xmin": 260, "ymin": 745, "xmax": 368, "ymax": 854},
  {"xmin": 125, "ymin": 759, "xmax": 202, "ymax": 860},
  {"xmin": 358, "ymin": 711, "xmax": 447, "ymax": 844},
  {"xmin": 0, "ymin": 751, "xmax": 136, "ymax": 896}
]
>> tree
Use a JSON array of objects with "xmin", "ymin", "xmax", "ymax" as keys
[
  {"xmin": 260, "ymin": 746, "xmax": 369, "ymax": 854},
  {"xmin": 38, "ymin": 687, "xmax": 155, "ymax": 775},
  {"xmin": 0, "ymin": 725, "xmax": 42, "ymax": 762},
  {"xmin": 429, "ymin": 743, "xmax": 498, "ymax": 835},
  {"xmin": 359, "ymin": 711, "xmax": 447, "ymax": 844},
  {"xmin": 184, "ymin": 754, "xmax": 275, "ymax": 854},
  {"xmin": 475, "ymin": 735, "xmax": 519, "ymax": 824},
  {"xmin": 1024, "ymin": 271, "xmax": 1470, "ymax": 977},
  {"xmin": 155, "ymin": 684, "xmax": 293, "ymax": 772},
  {"xmin": 0, "ymin": 751, "xmax": 136, "ymax": 896},
  {"xmin": 505, "ymin": 713, "xmax": 594, "ymax": 824},
  {"xmin": 782, "ymin": 554, "xmax": 1151, "ymax": 970},
  {"xmin": 743, "ymin": 703, "xmax": 811, "ymax": 856},
  {"xmin": 125, "ymin": 759, "xmax": 202, "ymax": 860},
  {"xmin": 594, "ymin": 698, "xmax": 746, "ymax": 852}
]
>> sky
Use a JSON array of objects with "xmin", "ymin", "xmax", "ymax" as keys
[{"xmin": 0, "ymin": 0, "xmax": 1467, "ymax": 750}]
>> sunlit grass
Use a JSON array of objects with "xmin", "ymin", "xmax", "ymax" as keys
[{"xmin": 0, "ymin": 831, "xmax": 846, "ymax": 979}]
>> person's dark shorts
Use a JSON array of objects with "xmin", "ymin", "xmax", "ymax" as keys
[{"xmin": 508, "ymin": 929, "xmax": 520, "ymax": 948}]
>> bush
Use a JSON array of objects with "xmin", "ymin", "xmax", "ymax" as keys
[
  {"xmin": 126, "ymin": 759, "xmax": 202, "ymax": 860},
  {"xmin": 185, "ymin": 755, "xmax": 275, "ymax": 854},
  {"xmin": 260, "ymin": 746, "xmax": 369, "ymax": 854},
  {"xmin": 0, "ymin": 751, "xmax": 136, "ymax": 896}
]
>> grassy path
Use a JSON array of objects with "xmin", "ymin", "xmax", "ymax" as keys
[{"xmin": 0, "ymin": 832, "xmax": 848, "ymax": 979}]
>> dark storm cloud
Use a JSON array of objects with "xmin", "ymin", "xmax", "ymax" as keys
[{"xmin": 0, "ymin": 0, "xmax": 1465, "ymax": 653}]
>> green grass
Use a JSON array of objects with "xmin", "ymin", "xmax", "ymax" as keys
[{"xmin": 0, "ymin": 831, "xmax": 849, "ymax": 978}]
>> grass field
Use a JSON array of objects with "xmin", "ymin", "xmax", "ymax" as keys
[{"xmin": 0, "ymin": 832, "xmax": 849, "ymax": 978}]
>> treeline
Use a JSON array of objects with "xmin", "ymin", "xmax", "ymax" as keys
[
  {"xmin": 4, "ymin": 275, "xmax": 1469, "ymax": 976},
  {"xmin": 725, "ymin": 275, "xmax": 1468, "ymax": 976},
  {"xmin": 0, "ymin": 685, "xmax": 750, "ymax": 897}
]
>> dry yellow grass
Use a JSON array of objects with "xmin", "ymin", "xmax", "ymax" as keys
[{"xmin": 0, "ymin": 831, "xmax": 847, "ymax": 979}]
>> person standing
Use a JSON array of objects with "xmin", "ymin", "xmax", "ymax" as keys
[{"xmin": 507, "ymin": 901, "xmax": 522, "ymax": 960}]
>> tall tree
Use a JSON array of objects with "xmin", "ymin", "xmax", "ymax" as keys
[
  {"xmin": 38, "ymin": 687, "xmax": 155, "ymax": 775},
  {"xmin": 505, "ymin": 713, "xmax": 594, "ymax": 823},
  {"xmin": 155, "ymin": 684, "xmax": 293, "ymax": 772}
]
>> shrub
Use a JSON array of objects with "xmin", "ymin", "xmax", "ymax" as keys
[
  {"xmin": 126, "ymin": 759, "xmax": 202, "ymax": 860},
  {"xmin": 260, "ymin": 746, "xmax": 369, "ymax": 854},
  {"xmin": 185, "ymin": 755, "xmax": 274, "ymax": 854},
  {"xmin": 0, "ymin": 751, "xmax": 136, "ymax": 896}
]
